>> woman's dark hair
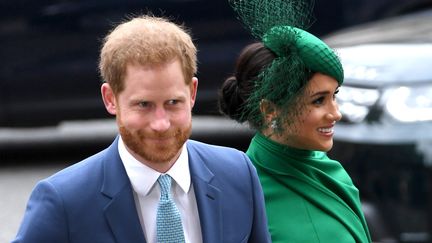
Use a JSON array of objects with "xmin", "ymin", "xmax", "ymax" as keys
[{"xmin": 218, "ymin": 42, "xmax": 276, "ymax": 124}]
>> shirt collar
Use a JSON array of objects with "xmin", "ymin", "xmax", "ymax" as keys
[
  {"xmin": 118, "ymin": 136, "xmax": 191, "ymax": 196},
  {"xmin": 166, "ymin": 142, "xmax": 191, "ymax": 193}
]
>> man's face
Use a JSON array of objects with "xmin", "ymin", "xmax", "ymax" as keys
[{"xmin": 101, "ymin": 59, "xmax": 198, "ymax": 170}]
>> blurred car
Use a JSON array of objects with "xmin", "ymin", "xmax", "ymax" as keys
[
  {"xmin": 325, "ymin": 8, "xmax": 432, "ymax": 242},
  {"xmin": 1, "ymin": 0, "xmax": 432, "ymax": 128},
  {"xmin": 310, "ymin": 0, "xmax": 432, "ymax": 36}
]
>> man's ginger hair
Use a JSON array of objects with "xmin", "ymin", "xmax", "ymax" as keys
[{"xmin": 99, "ymin": 15, "xmax": 197, "ymax": 95}]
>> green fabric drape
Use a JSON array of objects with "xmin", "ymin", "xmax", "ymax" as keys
[{"xmin": 247, "ymin": 133, "xmax": 371, "ymax": 243}]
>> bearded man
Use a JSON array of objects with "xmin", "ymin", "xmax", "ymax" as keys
[{"xmin": 13, "ymin": 15, "xmax": 270, "ymax": 243}]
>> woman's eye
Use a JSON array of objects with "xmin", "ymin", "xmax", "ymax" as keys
[
  {"xmin": 313, "ymin": 97, "xmax": 325, "ymax": 105},
  {"xmin": 333, "ymin": 89, "xmax": 340, "ymax": 99}
]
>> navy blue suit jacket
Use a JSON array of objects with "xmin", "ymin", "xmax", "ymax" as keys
[{"xmin": 13, "ymin": 137, "xmax": 270, "ymax": 243}]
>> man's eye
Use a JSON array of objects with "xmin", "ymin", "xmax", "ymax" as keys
[
  {"xmin": 167, "ymin": 100, "xmax": 179, "ymax": 105},
  {"xmin": 139, "ymin": 101, "xmax": 150, "ymax": 108}
]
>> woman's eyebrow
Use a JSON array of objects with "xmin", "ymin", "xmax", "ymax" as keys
[{"xmin": 310, "ymin": 90, "xmax": 330, "ymax": 98}]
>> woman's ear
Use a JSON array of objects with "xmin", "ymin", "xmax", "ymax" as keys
[{"xmin": 260, "ymin": 99, "xmax": 278, "ymax": 123}]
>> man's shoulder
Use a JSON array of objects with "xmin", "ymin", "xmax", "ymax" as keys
[
  {"xmin": 186, "ymin": 139, "xmax": 253, "ymax": 170},
  {"xmin": 186, "ymin": 139, "xmax": 243, "ymax": 155},
  {"xmin": 48, "ymin": 138, "xmax": 119, "ymax": 181},
  {"xmin": 44, "ymin": 146, "xmax": 112, "ymax": 188}
]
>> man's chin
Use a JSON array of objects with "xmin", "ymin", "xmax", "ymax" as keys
[
  {"xmin": 139, "ymin": 147, "xmax": 180, "ymax": 164},
  {"xmin": 146, "ymin": 137, "xmax": 176, "ymax": 146},
  {"xmin": 119, "ymin": 124, "xmax": 191, "ymax": 164}
]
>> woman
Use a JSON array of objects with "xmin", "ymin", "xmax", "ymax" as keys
[{"xmin": 219, "ymin": 1, "xmax": 372, "ymax": 241}]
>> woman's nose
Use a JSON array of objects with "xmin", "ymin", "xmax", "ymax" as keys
[{"xmin": 326, "ymin": 101, "xmax": 342, "ymax": 122}]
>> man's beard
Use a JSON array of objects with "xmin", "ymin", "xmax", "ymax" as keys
[{"xmin": 119, "ymin": 122, "xmax": 191, "ymax": 164}]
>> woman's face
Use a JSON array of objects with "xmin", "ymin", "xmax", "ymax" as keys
[{"xmin": 271, "ymin": 73, "xmax": 342, "ymax": 151}]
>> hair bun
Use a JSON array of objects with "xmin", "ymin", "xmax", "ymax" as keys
[{"xmin": 218, "ymin": 76, "xmax": 247, "ymax": 123}]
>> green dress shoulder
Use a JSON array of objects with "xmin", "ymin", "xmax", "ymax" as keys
[{"xmin": 247, "ymin": 133, "xmax": 371, "ymax": 243}]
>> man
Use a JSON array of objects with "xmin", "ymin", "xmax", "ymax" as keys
[{"xmin": 12, "ymin": 15, "xmax": 270, "ymax": 243}]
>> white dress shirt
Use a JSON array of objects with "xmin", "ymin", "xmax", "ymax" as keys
[{"xmin": 118, "ymin": 137, "xmax": 203, "ymax": 243}]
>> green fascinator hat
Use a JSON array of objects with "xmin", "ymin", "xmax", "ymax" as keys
[
  {"xmin": 228, "ymin": 0, "xmax": 343, "ymax": 85},
  {"xmin": 228, "ymin": 0, "xmax": 343, "ymax": 130},
  {"xmin": 263, "ymin": 25, "xmax": 343, "ymax": 84}
]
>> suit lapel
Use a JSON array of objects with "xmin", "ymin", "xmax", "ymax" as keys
[
  {"xmin": 101, "ymin": 137, "xmax": 147, "ymax": 243},
  {"xmin": 187, "ymin": 141, "xmax": 222, "ymax": 243}
]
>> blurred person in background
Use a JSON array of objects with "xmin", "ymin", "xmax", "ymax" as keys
[
  {"xmin": 12, "ymin": 15, "xmax": 270, "ymax": 243},
  {"xmin": 219, "ymin": 0, "xmax": 371, "ymax": 242}
]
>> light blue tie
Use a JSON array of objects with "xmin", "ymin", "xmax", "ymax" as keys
[{"xmin": 156, "ymin": 174, "xmax": 185, "ymax": 243}]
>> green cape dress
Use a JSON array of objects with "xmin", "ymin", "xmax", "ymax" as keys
[{"xmin": 247, "ymin": 133, "xmax": 371, "ymax": 243}]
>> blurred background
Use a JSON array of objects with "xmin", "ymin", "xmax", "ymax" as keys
[{"xmin": 1, "ymin": 0, "xmax": 432, "ymax": 242}]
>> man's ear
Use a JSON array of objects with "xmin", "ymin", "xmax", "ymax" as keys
[
  {"xmin": 260, "ymin": 99, "xmax": 278, "ymax": 123},
  {"xmin": 190, "ymin": 77, "xmax": 198, "ymax": 108},
  {"xmin": 101, "ymin": 83, "xmax": 117, "ymax": 115}
]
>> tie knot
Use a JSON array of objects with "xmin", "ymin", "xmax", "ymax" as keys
[{"xmin": 158, "ymin": 174, "xmax": 172, "ymax": 198}]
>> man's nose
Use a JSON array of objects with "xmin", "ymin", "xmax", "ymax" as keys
[{"xmin": 150, "ymin": 108, "xmax": 170, "ymax": 131}]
